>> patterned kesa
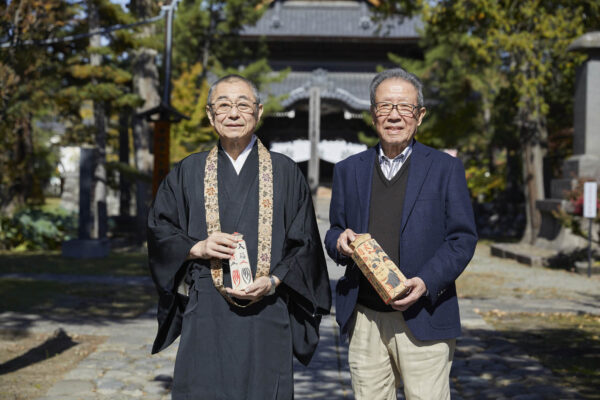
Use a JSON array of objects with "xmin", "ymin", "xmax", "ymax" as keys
[{"xmin": 204, "ymin": 139, "xmax": 273, "ymax": 307}]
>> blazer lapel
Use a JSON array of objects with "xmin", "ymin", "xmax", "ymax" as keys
[
  {"xmin": 401, "ymin": 141, "xmax": 433, "ymax": 233},
  {"xmin": 355, "ymin": 146, "xmax": 377, "ymax": 232}
]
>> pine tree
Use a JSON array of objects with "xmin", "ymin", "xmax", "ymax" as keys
[
  {"xmin": 129, "ymin": 0, "xmax": 161, "ymax": 242},
  {"xmin": 0, "ymin": 0, "xmax": 78, "ymax": 213},
  {"xmin": 55, "ymin": 0, "xmax": 142, "ymax": 239}
]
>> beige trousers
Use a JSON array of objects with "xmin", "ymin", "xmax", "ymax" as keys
[{"xmin": 348, "ymin": 305, "xmax": 455, "ymax": 400}]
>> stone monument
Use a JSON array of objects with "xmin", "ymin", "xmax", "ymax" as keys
[
  {"xmin": 536, "ymin": 32, "xmax": 600, "ymax": 249},
  {"xmin": 62, "ymin": 147, "xmax": 110, "ymax": 258}
]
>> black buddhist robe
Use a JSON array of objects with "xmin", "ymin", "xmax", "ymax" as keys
[{"xmin": 147, "ymin": 144, "xmax": 331, "ymax": 400}]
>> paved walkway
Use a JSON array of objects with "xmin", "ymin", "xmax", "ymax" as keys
[{"xmin": 0, "ymin": 197, "xmax": 597, "ymax": 399}]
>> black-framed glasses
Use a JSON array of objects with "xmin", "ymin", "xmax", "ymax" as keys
[
  {"xmin": 209, "ymin": 100, "xmax": 258, "ymax": 115},
  {"xmin": 373, "ymin": 102, "xmax": 422, "ymax": 117}
]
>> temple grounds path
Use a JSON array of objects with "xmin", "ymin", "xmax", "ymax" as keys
[{"xmin": 0, "ymin": 195, "xmax": 597, "ymax": 399}]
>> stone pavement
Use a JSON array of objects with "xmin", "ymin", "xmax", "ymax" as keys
[{"xmin": 0, "ymin": 196, "xmax": 596, "ymax": 399}]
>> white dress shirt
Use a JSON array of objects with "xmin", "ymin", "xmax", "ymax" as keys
[{"xmin": 378, "ymin": 141, "xmax": 413, "ymax": 180}]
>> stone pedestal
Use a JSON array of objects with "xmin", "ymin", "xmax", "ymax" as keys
[
  {"xmin": 562, "ymin": 154, "xmax": 600, "ymax": 181},
  {"xmin": 62, "ymin": 238, "xmax": 110, "ymax": 259}
]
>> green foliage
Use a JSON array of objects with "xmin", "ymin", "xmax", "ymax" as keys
[
  {"xmin": 169, "ymin": 1, "xmax": 288, "ymax": 158},
  {"xmin": 379, "ymin": 0, "xmax": 600, "ymax": 212},
  {"xmin": 0, "ymin": 207, "xmax": 77, "ymax": 251},
  {"xmin": 171, "ymin": 62, "xmax": 216, "ymax": 159},
  {"xmin": 465, "ymin": 164, "xmax": 506, "ymax": 202},
  {"xmin": 56, "ymin": 0, "xmax": 142, "ymax": 146},
  {"xmin": 0, "ymin": 0, "xmax": 79, "ymax": 211},
  {"xmin": 0, "ymin": 0, "xmax": 146, "ymax": 212},
  {"xmin": 172, "ymin": 0, "xmax": 268, "ymax": 76}
]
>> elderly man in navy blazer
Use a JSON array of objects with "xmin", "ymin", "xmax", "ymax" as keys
[{"xmin": 324, "ymin": 68, "xmax": 477, "ymax": 400}]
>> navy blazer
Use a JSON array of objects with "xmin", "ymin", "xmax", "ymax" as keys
[{"xmin": 324, "ymin": 141, "xmax": 477, "ymax": 341}]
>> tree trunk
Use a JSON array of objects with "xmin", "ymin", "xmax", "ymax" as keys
[
  {"xmin": 119, "ymin": 108, "xmax": 131, "ymax": 217},
  {"xmin": 520, "ymin": 128, "xmax": 546, "ymax": 245},
  {"xmin": 88, "ymin": 0, "xmax": 107, "ymax": 239},
  {"xmin": 3, "ymin": 117, "xmax": 35, "ymax": 213},
  {"xmin": 131, "ymin": 0, "xmax": 160, "ymax": 243},
  {"xmin": 481, "ymin": 95, "xmax": 496, "ymax": 174}
]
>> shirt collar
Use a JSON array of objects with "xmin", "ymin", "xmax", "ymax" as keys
[
  {"xmin": 223, "ymin": 135, "xmax": 257, "ymax": 174},
  {"xmin": 378, "ymin": 140, "xmax": 413, "ymax": 162}
]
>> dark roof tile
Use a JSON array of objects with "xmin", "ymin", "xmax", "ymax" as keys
[{"xmin": 243, "ymin": 0, "xmax": 420, "ymax": 39}]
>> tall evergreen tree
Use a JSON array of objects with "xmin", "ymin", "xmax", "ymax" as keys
[
  {"xmin": 55, "ymin": 0, "xmax": 141, "ymax": 238},
  {"xmin": 0, "ymin": 0, "xmax": 79, "ymax": 213},
  {"xmin": 129, "ymin": 0, "xmax": 161, "ymax": 242},
  {"xmin": 378, "ymin": 0, "xmax": 600, "ymax": 243}
]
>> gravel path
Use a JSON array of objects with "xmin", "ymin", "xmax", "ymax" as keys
[{"xmin": 462, "ymin": 243, "xmax": 600, "ymax": 316}]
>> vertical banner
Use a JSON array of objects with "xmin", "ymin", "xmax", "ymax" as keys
[
  {"xmin": 308, "ymin": 86, "xmax": 321, "ymax": 193},
  {"xmin": 583, "ymin": 182, "xmax": 598, "ymax": 218},
  {"xmin": 583, "ymin": 181, "xmax": 597, "ymax": 278},
  {"xmin": 153, "ymin": 121, "xmax": 171, "ymax": 197}
]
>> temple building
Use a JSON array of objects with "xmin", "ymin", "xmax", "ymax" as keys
[{"xmin": 240, "ymin": 0, "xmax": 422, "ymax": 188}]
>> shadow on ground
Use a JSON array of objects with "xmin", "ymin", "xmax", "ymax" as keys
[
  {"xmin": 0, "ymin": 328, "xmax": 77, "ymax": 375},
  {"xmin": 458, "ymin": 324, "xmax": 599, "ymax": 400},
  {"xmin": 0, "ymin": 279, "xmax": 156, "ymax": 337}
]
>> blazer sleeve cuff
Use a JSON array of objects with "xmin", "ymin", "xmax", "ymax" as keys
[{"xmin": 418, "ymin": 270, "xmax": 440, "ymax": 305}]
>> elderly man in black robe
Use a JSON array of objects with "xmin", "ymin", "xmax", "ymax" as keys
[{"xmin": 147, "ymin": 74, "xmax": 331, "ymax": 400}]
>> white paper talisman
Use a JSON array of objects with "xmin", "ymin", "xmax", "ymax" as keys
[{"xmin": 229, "ymin": 233, "xmax": 253, "ymax": 291}]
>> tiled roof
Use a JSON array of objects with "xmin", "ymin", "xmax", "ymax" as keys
[
  {"xmin": 262, "ymin": 69, "xmax": 375, "ymax": 110},
  {"xmin": 243, "ymin": 0, "xmax": 420, "ymax": 40}
]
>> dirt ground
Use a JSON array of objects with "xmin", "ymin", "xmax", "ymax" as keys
[{"xmin": 0, "ymin": 329, "xmax": 105, "ymax": 400}]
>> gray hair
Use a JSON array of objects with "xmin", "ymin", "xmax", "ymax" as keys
[
  {"xmin": 369, "ymin": 68, "xmax": 424, "ymax": 107},
  {"xmin": 207, "ymin": 74, "xmax": 261, "ymax": 105}
]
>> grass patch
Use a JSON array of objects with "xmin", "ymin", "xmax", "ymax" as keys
[
  {"xmin": 480, "ymin": 310, "xmax": 600, "ymax": 399},
  {"xmin": 0, "ymin": 279, "xmax": 155, "ymax": 319},
  {"xmin": 0, "ymin": 251, "xmax": 148, "ymax": 276},
  {"xmin": 39, "ymin": 197, "xmax": 63, "ymax": 213}
]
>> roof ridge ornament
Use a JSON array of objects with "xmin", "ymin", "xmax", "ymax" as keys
[
  {"xmin": 359, "ymin": 16, "xmax": 371, "ymax": 30},
  {"xmin": 271, "ymin": 1, "xmax": 282, "ymax": 29},
  {"xmin": 306, "ymin": 69, "xmax": 334, "ymax": 91}
]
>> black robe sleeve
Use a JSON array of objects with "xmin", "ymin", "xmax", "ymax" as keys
[
  {"xmin": 272, "ymin": 158, "xmax": 332, "ymax": 365},
  {"xmin": 147, "ymin": 162, "xmax": 198, "ymax": 354}
]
